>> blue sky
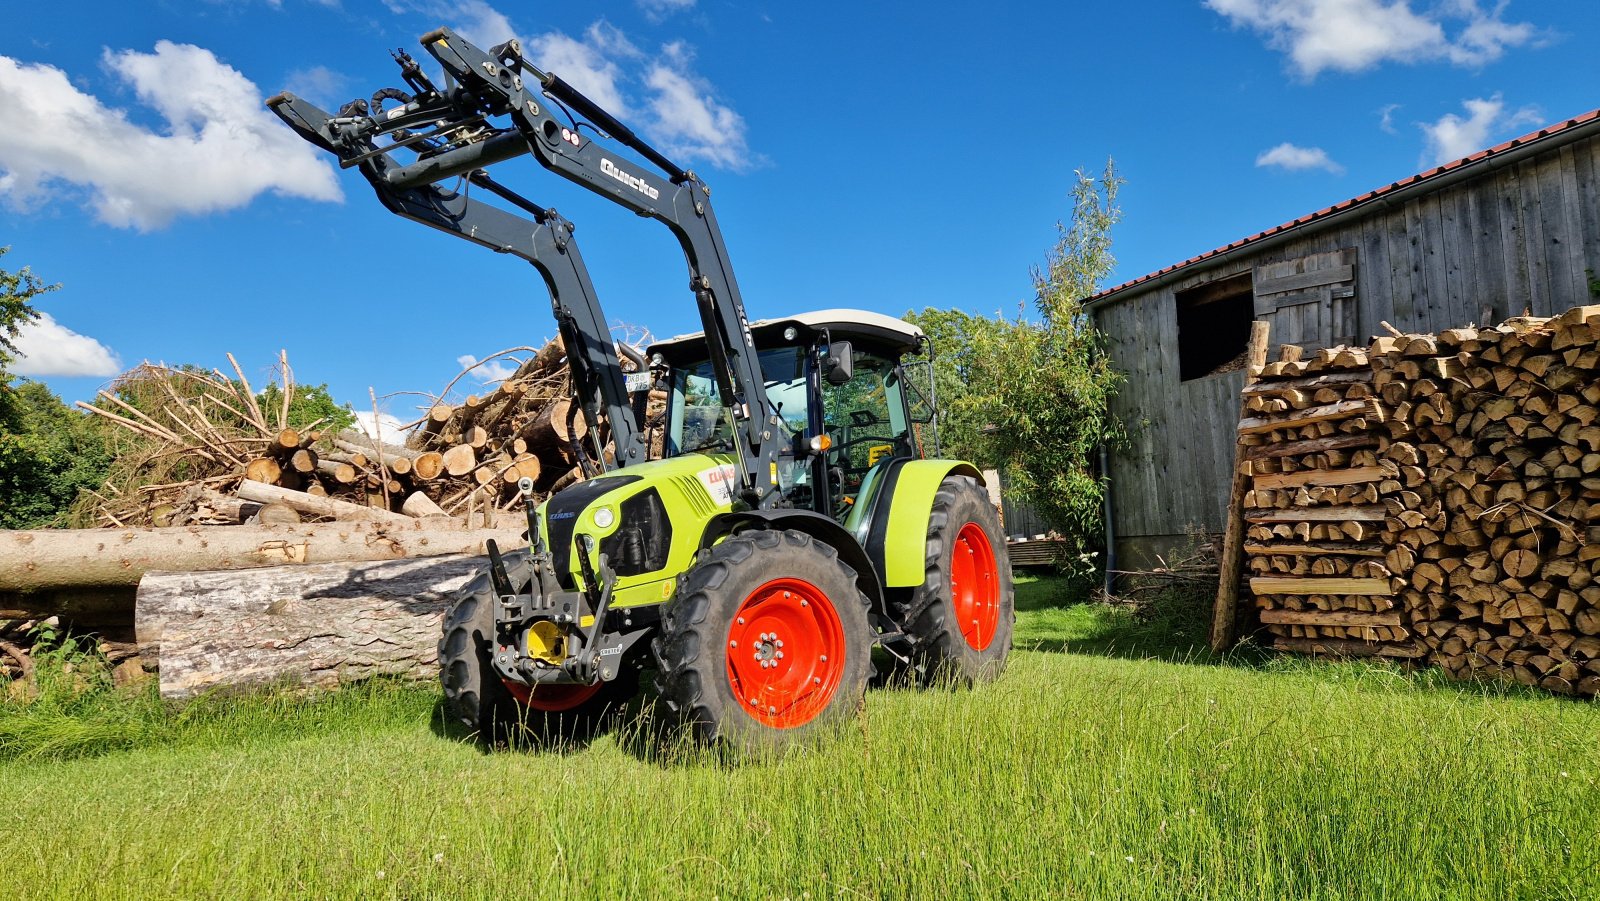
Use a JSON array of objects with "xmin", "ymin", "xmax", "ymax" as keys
[{"xmin": 4, "ymin": 0, "xmax": 1598, "ymax": 427}]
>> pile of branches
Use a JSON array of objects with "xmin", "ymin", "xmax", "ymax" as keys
[
  {"xmin": 71, "ymin": 335, "xmax": 663, "ymax": 530},
  {"xmin": 72, "ymin": 352, "xmax": 325, "ymax": 527}
]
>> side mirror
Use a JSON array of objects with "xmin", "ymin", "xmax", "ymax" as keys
[{"xmin": 824, "ymin": 341, "xmax": 854, "ymax": 386}]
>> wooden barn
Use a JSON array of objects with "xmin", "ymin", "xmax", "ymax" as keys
[{"xmin": 1088, "ymin": 107, "xmax": 1600, "ymax": 569}]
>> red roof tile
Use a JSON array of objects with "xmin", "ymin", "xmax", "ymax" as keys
[{"xmin": 1088, "ymin": 108, "xmax": 1600, "ymax": 305}]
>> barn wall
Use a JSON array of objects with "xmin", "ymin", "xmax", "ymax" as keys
[{"xmin": 1097, "ymin": 133, "xmax": 1600, "ymax": 551}]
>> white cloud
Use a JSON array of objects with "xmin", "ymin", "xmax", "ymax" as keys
[
  {"xmin": 352, "ymin": 410, "xmax": 407, "ymax": 444},
  {"xmin": 1378, "ymin": 103, "xmax": 1401, "ymax": 134},
  {"xmin": 529, "ymin": 23, "xmax": 641, "ymax": 117},
  {"xmin": 456, "ymin": 353, "xmax": 518, "ymax": 383},
  {"xmin": 10, "ymin": 312, "xmax": 121, "ymax": 377},
  {"xmin": 386, "ymin": 3, "xmax": 755, "ymax": 169},
  {"xmin": 1255, "ymin": 142, "xmax": 1345, "ymax": 174},
  {"xmin": 448, "ymin": 0, "xmax": 519, "ymax": 52},
  {"xmin": 638, "ymin": 0, "xmax": 695, "ymax": 22},
  {"xmin": 643, "ymin": 43, "xmax": 755, "ymax": 170},
  {"xmin": 1204, "ymin": 0, "xmax": 1540, "ymax": 78},
  {"xmin": 284, "ymin": 64, "xmax": 349, "ymax": 109},
  {"xmin": 0, "ymin": 41, "xmax": 341, "ymax": 230},
  {"xmin": 1418, "ymin": 93, "xmax": 1542, "ymax": 166}
]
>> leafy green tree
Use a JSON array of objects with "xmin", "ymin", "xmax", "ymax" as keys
[
  {"xmin": 0, "ymin": 246, "xmax": 56, "ymax": 372},
  {"xmin": 257, "ymin": 383, "xmax": 357, "ymax": 433},
  {"xmin": 908, "ymin": 160, "xmax": 1125, "ymax": 549},
  {"xmin": 0, "ymin": 381, "xmax": 114, "ymax": 529},
  {"xmin": 0, "ymin": 251, "xmax": 110, "ymax": 529}
]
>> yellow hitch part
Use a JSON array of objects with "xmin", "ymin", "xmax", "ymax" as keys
[{"xmin": 526, "ymin": 621, "xmax": 566, "ymax": 665}]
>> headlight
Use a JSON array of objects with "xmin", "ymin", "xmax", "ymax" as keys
[{"xmin": 592, "ymin": 506, "xmax": 616, "ymax": 529}]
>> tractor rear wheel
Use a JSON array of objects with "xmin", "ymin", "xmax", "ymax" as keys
[
  {"xmin": 653, "ymin": 529, "xmax": 872, "ymax": 749},
  {"xmin": 438, "ymin": 550, "xmax": 634, "ymax": 745},
  {"xmin": 895, "ymin": 474, "xmax": 1014, "ymax": 683}
]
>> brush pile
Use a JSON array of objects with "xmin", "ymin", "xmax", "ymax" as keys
[
  {"xmin": 71, "ymin": 337, "xmax": 660, "ymax": 530},
  {"xmin": 1235, "ymin": 305, "xmax": 1600, "ymax": 696}
]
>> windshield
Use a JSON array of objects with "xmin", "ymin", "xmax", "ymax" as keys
[{"xmin": 668, "ymin": 347, "xmax": 808, "ymax": 456}]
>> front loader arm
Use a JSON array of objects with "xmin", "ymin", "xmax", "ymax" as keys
[
  {"xmin": 267, "ymin": 92, "xmax": 647, "ymax": 469},
  {"xmin": 379, "ymin": 29, "xmax": 781, "ymax": 508}
]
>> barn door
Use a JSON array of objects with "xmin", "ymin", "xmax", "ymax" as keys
[{"xmin": 1253, "ymin": 249, "xmax": 1358, "ymax": 351}]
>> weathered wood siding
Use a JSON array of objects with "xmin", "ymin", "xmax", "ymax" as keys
[{"xmin": 1097, "ymin": 133, "xmax": 1600, "ymax": 547}]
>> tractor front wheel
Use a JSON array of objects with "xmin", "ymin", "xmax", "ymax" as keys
[
  {"xmin": 438, "ymin": 551, "xmax": 634, "ymax": 745},
  {"xmin": 896, "ymin": 474, "xmax": 1015, "ymax": 683},
  {"xmin": 653, "ymin": 529, "xmax": 872, "ymax": 749}
]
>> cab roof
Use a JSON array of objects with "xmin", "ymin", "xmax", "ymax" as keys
[{"xmin": 648, "ymin": 309, "xmax": 924, "ymax": 362}]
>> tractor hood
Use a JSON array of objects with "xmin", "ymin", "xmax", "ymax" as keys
[{"xmin": 535, "ymin": 453, "xmax": 739, "ymax": 605}]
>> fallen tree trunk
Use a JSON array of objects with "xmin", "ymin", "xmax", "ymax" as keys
[
  {"xmin": 0, "ymin": 519, "xmax": 526, "ymax": 592},
  {"xmin": 136, "ymin": 554, "xmax": 486, "ymax": 697}
]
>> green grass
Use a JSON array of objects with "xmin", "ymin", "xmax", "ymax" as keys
[{"xmin": 3, "ymin": 572, "xmax": 1598, "ymax": 899}]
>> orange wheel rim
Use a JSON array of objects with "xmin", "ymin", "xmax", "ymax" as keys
[
  {"xmin": 504, "ymin": 679, "xmax": 604, "ymax": 712},
  {"xmin": 951, "ymin": 522, "xmax": 1000, "ymax": 651},
  {"xmin": 725, "ymin": 578, "xmax": 846, "ymax": 729}
]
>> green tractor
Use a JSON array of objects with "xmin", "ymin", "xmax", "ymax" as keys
[{"xmin": 271, "ymin": 28, "xmax": 1014, "ymax": 747}]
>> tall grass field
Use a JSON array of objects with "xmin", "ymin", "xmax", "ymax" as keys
[{"xmin": 3, "ymin": 573, "xmax": 1597, "ymax": 899}]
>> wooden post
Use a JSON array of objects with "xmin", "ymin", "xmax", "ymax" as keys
[{"xmin": 1210, "ymin": 319, "xmax": 1271, "ymax": 652}]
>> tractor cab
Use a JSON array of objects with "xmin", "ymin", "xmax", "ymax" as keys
[{"xmin": 647, "ymin": 310, "xmax": 936, "ymax": 521}]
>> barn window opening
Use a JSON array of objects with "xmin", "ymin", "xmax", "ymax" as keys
[{"xmin": 1176, "ymin": 273, "xmax": 1255, "ymax": 381}]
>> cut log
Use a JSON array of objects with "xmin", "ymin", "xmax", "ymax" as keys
[
  {"xmin": 1245, "ymin": 506, "xmax": 1388, "ymax": 522},
  {"xmin": 1258, "ymin": 610, "xmax": 1403, "ymax": 627},
  {"xmin": 136, "ymin": 555, "xmax": 488, "ymax": 698},
  {"xmin": 316, "ymin": 459, "xmax": 359, "ymax": 484},
  {"xmin": 1249, "ymin": 577, "xmax": 1394, "ymax": 595},
  {"xmin": 1242, "ymin": 543, "xmax": 1387, "ymax": 557},
  {"xmin": 502, "ymin": 453, "xmax": 542, "ymax": 485},
  {"xmin": 1237, "ymin": 399, "xmax": 1375, "ymax": 435},
  {"xmin": 288, "ymin": 448, "xmax": 318, "ymax": 474},
  {"xmin": 1252, "ymin": 466, "xmax": 1386, "ymax": 491},
  {"xmin": 0, "ymin": 518, "xmax": 526, "ymax": 592},
  {"xmin": 522, "ymin": 398, "xmax": 587, "ymax": 450},
  {"xmin": 255, "ymin": 503, "xmax": 303, "ymax": 525},
  {"xmin": 1272, "ymin": 638, "xmax": 1425, "ymax": 658},
  {"xmin": 442, "ymin": 443, "xmax": 477, "ymax": 477},
  {"xmin": 237, "ymin": 479, "xmax": 410, "ymax": 523},
  {"xmin": 244, "ymin": 457, "xmax": 282, "ymax": 485},
  {"xmin": 401, "ymin": 491, "xmax": 448, "ymax": 518},
  {"xmin": 1243, "ymin": 434, "xmax": 1378, "ymax": 459},
  {"xmin": 411, "ymin": 451, "xmax": 445, "ymax": 482}
]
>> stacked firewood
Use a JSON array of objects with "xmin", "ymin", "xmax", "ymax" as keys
[
  {"xmin": 1372, "ymin": 307, "xmax": 1600, "ymax": 695},
  {"xmin": 1238, "ymin": 345, "xmax": 1423, "ymax": 660},
  {"xmin": 1236, "ymin": 304, "xmax": 1600, "ymax": 697}
]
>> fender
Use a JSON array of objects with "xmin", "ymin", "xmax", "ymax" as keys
[
  {"xmin": 701, "ymin": 509, "xmax": 886, "ymax": 617},
  {"xmin": 855, "ymin": 459, "xmax": 985, "ymax": 588}
]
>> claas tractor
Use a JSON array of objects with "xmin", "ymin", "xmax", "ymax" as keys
[{"xmin": 270, "ymin": 27, "xmax": 1014, "ymax": 747}]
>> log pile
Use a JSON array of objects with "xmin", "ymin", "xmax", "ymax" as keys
[
  {"xmin": 72, "ymin": 338, "xmax": 663, "ymax": 532},
  {"xmin": 1374, "ymin": 307, "xmax": 1600, "ymax": 695},
  {"xmin": 1238, "ymin": 345, "xmax": 1423, "ymax": 660},
  {"xmin": 402, "ymin": 338, "xmax": 592, "ymax": 515},
  {"xmin": 1232, "ymin": 304, "xmax": 1600, "ymax": 696}
]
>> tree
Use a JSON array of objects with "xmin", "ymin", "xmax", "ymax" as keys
[
  {"xmin": 907, "ymin": 160, "xmax": 1125, "ymax": 550},
  {"xmin": 256, "ymin": 383, "xmax": 357, "ymax": 433},
  {"xmin": 0, "ymin": 252, "xmax": 106, "ymax": 529},
  {"xmin": 0, "ymin": 245, "xmax": 57, "ymax": 372},
  {"xmin": 0, "ymin": 381, "xmax": 113, "ymax": 529}
]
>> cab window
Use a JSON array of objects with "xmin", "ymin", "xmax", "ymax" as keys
[
  {"xmin": 822, "ymin": 348, "xmax": 911, "ymax": 493},
  {"xmin": 668, "ymin": 347, "xmax": 808, "ymax": 456}
]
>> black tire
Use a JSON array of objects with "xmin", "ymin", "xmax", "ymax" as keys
[
  {"xmin": 895, "ymin": 474, "xmax": 1015, "ymax": 683},
  {"xmin": 438, "ymin": 549, "xmax": 635, "ymax": 745},
  {"xmin": 653, "ymin": 529, "xmax": 872, "ymax": 750}
]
